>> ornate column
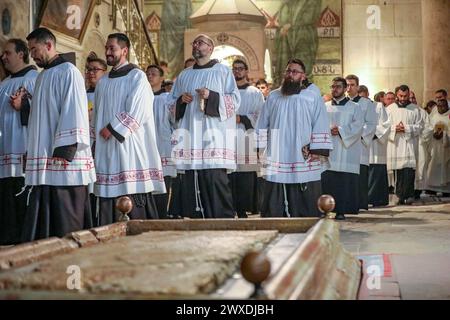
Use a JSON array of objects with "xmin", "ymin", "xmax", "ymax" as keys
[{"xmin": 422, "ymin": 0, "xmax": 450, "ymax": 101}]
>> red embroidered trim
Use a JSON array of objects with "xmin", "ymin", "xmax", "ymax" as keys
[
  {"xmin": 224, "ymin": 95, "xmax": 234, "ymax": 119},
  {"xmin": 55, "ymin": 128, "xmax": 87, "ymax": 140},
  {"xmin": 172, "ymin": 148, "xmax": 235, "ymax": 161},
  {"xmin": 96, "ymin": 168, "xmax": 164, "ymax": 185},
  {"xmin": 0, "ymin": 154, "xmax": 23, "ymax": 166},
  {"xmin": 263, "ymin": 159, "xmax": 322, "ymax": 173},
  {"xmin": 116, "ymin": 112, "xmax": 140, "ymax": 132},
  {"xmin": 26, "ymin": 157, "xmax": 94, "ymax": 172}
]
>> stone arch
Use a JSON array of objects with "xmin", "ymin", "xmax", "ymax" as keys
[
  {"xmin": 81, "ymin": 29, "xmax": 107, "ymax": 67},
  {"xmin": 212, "ymin": 33, "xmax": 260, "ymax": 72}
]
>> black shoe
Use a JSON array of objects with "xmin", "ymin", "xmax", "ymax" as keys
[
  {"xmin": 396, "ymin": 198, "xmax": 405, "ymax": 205},
  {"xmin": 237, "ymin": 211, "xmax": 248, "ymax": 218},
  {"xmin": 405, "ymin": 197, "xmax": 415, "ymax": 205},
  {"xmin": 335, "ymin": 214, "xmax": 346, "ymax": 220}
]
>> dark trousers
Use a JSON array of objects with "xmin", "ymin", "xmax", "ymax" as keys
[
  {"xmin": 261, "ymin": 180, "xmax": 322, "ymax": 218},
  {"xmin": 21, "ymin": 185, "xmax": 92, "ymax": 242},
  {"xmin": 395, "ymin": 168, "xmax": 416, "ymax": 201},
  {"xmin": 180, "ymin": 169, "xmax": 234, "ymax": 219}
]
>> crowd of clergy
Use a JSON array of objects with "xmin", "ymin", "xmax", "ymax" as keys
[{"xmin": 0, "ymin": 28, "xmax": 448, "ymax": 245}]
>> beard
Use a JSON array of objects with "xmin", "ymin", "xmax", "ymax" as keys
[
  {"xmin": 235, "ymin": 75, "xmax": 245, "ymax": 81},
  {"xmin": 281, "ymin": 78, "xmax": 302, "ymax": 96},
  {"xmin": 106, "ymin": 55, "xmax": 120, "ymax": 66},
  {"xmin": 192, "ymin": 49, "xmax": 205, "ymax": 60}
]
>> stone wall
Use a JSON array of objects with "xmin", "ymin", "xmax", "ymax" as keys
[{"xmin": 343, "ymin": 0, "xmax": 424, "ymax": 104}]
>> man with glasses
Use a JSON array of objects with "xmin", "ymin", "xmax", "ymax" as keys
[
  {"xmin": 169, "ymin": 34, "xmax": 240, "ymax": 219},
  {"xmin": 229, "ymin": 59, "xmax": 264, "ymax": 218},
  {"xmin": 93, "ymin": 33, "xmax": 166, "ymax": 225},
  {"xmin": 84, "ymin": 53, "xmax": 107, "ymax": 226},
  {"xmin": 256, "ymin": 58, "xmax": 332, "ymax": 218},
  {"xmin": 85, "ymin": 54, "xmax": 107, "ymax": 146},
  {"xmin": 322, "ymin": 77, "xmax": 364, "ymax": 220}
]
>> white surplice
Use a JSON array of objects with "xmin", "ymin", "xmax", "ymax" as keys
[
  {"xmin": 26, "ymin": 62, "xmax": 95, "ymax": 186},
  {"xmin": 369, "ymin": 102, "xmax": 391, "ymax": 165},
  {"xmin": 386, "ymin": 102, "xmax": 423, "ymax": 170},
  {"xmin": 257, "ymin": 88, "xmax": 333, "ymax": 184},
  {"xmin": 153, "ymin": 91, "xmax": 176, "ymax": 177},
  {"xmin": 422, "ymin": 109, "xmax": 450, "ymax": 192},
  {"xmin": 170, "ymin": 62, "xmax": 241, "ymax": 170},
  {"xmin": 352, "ymin": 97, "xmax": 377, "ymax": 166},
  {"xmin": 0, "ymin": 68, "xmax": 38, "ymax": 178},
  {"xmin": 325, "ymin": 99, "xmax": 364, "ymax": 174},
  {"xmin": 236, "ymin": 85, "xmax": 264, "ymax": 172},
  {"xmin": 94, "ymin": 66, "xmax": 166, "ymax": 197}
]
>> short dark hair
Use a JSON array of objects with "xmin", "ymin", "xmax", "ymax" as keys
[
  {"xmin": 255, "ymin": 78, "xmax": 268, "ymax": 86},
  {"xmin": 332, "ymin": 77, "xmax": 347, "ymax": 88},
  {"xmin": 425, "ymin": 100, "xmax": 437, "ymax": 109},
  {"xmin": 437, "ymin": 99, "xmax": 448, "ymax": 107},
  {"xmin": 374, "ymin": 91, "xmax": 385, "ymax": 102},
  {"xmin": 86, "ymin": 57, "xmax": 107, "ymax": 70},
  {"xmin": 26, "ymin": 27, "xmax": 56, "ymax": 45},
  {"xmin": 386, "ymin": 91, "xmax": 395, "ymax": 96},
  {"xmin": 286, "ymin": 58, "xmax": 306, "ymax": 72},
  {"xmin": 358, "ymin": 85, "xmax": 369, "ymax": 94},
  {"xmin": 184, "ymin": 57, "xmax": 195, "ymax": 68},
  {"xmin": 233, "ymin": 59, "xmax": 248, "ymax": 70},
  {"xmin": 435, "ymin": 89, "xmax": 448, "ymax": 97},
  {"xmin": 108, "ymin": 33, "xmax": 130, "ymax": 49},
  {"xmin": 7, "ymin": 39, "xmax": 29, "ymax": 64},
  {"xmin": 146, "ymin": 64, "xmax": 164, "ymax": 76},
  {"xmin": 395, "ymin": 85, "xmax": 410, "ymax": 93},
  {"xmin": 345, "ymin": 74, "xmax": 359, "ymax": 85}
]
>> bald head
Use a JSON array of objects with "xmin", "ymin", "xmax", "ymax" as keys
[{"xmin": 193, "ymin": 34, "xmax": 215, "ymax": 48}]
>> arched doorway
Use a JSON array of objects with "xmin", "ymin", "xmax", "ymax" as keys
[{"xmin": 211, "ymin": 44, "xmax": 246, "ymax": 69}]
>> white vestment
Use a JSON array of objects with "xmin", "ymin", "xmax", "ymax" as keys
[
  {"xmin": 94, "ymin": 66, "xmax": 166, "ymax": 197},
  {"xmin": 415, "ymin": 108, "xmax": 431, "ymax": 190},
  {"xmin": 257, "ymin": 88, "xmax": 333, "ymax": 184},
  {"xmin": 423, "ymin": 109, "xmax": 450, "ymax": 192},
  {"xmin": 0, "ymin": 67, "xmax": 38, "ymax": 178},
  {"xmin": 236, "ymin": 85, "xmax": 264, "ymax": 172},
  {"xmin": 386, "ymin": 102, "xmax": 422, "ymax": 170},
  {"xmin": 153, "ymin": 91, "xmax": 176, "ymax": 177},
  {"xmin": 26, "ymin": 61, "xmax": 95, "ymax": 186},
  {"xmin": 170, "ymin": 62, "xmax": 240, "ymax": 170},
  {"xmin": 352, "ymin": 97, "xmax": 377, "ymax": 166},
  {"xmin": 325, "ymin": 99, "xmax": 364, "ymax": 174},
  {"xmin": 369, "ymin": 102, "xmax": 391, "ymax": 164}
]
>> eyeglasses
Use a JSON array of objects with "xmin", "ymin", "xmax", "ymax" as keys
[
  {"xmin": 232, "ymin": 67, "xmax": 246, "ymax": 72},
  {"xmin": 85, "ymin": 67, "xmax": 106, "ymax": 73},
  {"xmin": 191, "ymin": 39, "xmax": 211, "ymax": 47},
  {"xmin": 285, "ymin": 69, "xmax": 304, "ymax": 75}
]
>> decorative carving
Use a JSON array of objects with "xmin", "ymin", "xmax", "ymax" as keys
[
  {"xmin": 317, "ymin": 6, "xmax": 341, "ymax": 38},
  {"xmin": 115, "ymin": 0, "xmax": 159, "ymax": 68},
  {"xmin": 212, "ymin": 33, "xmax": 259, "ymax": 71},
  {"xmin": 145, "ymin": 11, "xmax": 161, "ymax": 30}
]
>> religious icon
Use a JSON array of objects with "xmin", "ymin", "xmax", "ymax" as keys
[{"xmin": 39, "ymin": 0, "xmax": 95, "ymax": 41}]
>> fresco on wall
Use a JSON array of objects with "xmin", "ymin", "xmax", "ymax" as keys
[
  {"xmin": 159, "ymin": 0, "xmax": 193, "ymax": 79},
  {"xmin": 273, "ymin": 0, "xmax": 322, "ymax": 86},
  {"xmin": 146, "ymin": 0, "xmax": 342, "ymax": 93}
]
